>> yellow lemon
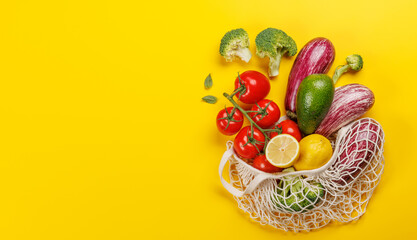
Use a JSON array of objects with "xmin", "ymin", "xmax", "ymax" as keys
[
  {"xmin": 294, "ymin": 134, "xmax": 333, "ymax": 171},
  {"xmin": 265, "ymin": 134, "xmax": 300, "ymax": 168}
]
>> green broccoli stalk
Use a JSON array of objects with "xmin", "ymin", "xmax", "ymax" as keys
[
  {"xmin": 272, "ymin": 167, "xmax": 325, "ymax": 213},
  {"xmin": 219, "ymin": 28, "xmax": 252, "ymax": 63},
  {"xmin": 332, "ymin": 54, "xmax": 364, "ymax": 84},
  {"xmin": 255, "ymin": 28, "xmax": 297, "ymax": 77}
]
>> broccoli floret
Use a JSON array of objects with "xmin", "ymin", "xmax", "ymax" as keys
[
  {"xmin": 255, "ymin": 28, "xmax": 297, "ymax": 77},
  {"xmin": 346, "ymin": 54, "xmax": 363, "ymax": 71},
  {"xmin": 332, "ymin": 54, "xmax": 364, "ymax": 83},
  {"xmin": 284, "ymin": 194, "xmax": 303, "ymax": 212},
  {"xmin": 300, "ymin": 182, "xmax": 325, "ymax": 210},
  {"xmin": 287, "ymin": 179, "xmax": 304, "ymax": 212},
  {"xmin": 219, "ymin": 28, "xmax": 252, "ymax": 63},
  {"xmin": 274, "ymin": 177, "xmax": 304, "ymax": 212},
  {"xmin": 275, "ymin": 181, "xmax": 303, "ymax": 212},
  {"xmin": 304, "ymin": 182, "xmax": 325, "ymax": 201},
  {"xmin": 271, "ymin": 168, "xmax": 325, "ymax": 213}
]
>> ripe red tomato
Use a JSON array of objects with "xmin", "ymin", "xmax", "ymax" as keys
[
  {"xmin": 249, "ymin": 99, "xmax": 280, "ymax": 128},
  {"xmin": 234, "ymin": 126, "xmax": 265, "ymax": 159},
  {"xmin": 270, "ymin": 119, "xmax": 302, "ymax": 141},
  {"xmin": 234, "ymin": 71, "xmax": 270, "ymax": 104},
  {"xmin": 252, "ymin": 154, "xmax": 282, "ymax": 173},
  {"xmin": 216, "ymin": 107, "xmax": 244, "ymax": 136}
]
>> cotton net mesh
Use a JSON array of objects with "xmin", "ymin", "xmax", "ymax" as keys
[{"xmin": 224, "ymin": 118, "xmax": 384, "ymax": 232}]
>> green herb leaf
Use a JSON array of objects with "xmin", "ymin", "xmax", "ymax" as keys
[
  {"xmin": 202, "ymin": 95, "xmax": 217, "ymax": 104},
  {"xmin": 204, "ymin": 74, "xmax": 213, "ymax": 89}
]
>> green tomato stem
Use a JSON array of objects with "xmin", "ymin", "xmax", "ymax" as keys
[
  {"xmin": 223, "ymin": 92, "xmax": 271, "ymax": 152},
  {"xmin": 230, "ymin": 84, "xmax": 246, "ymax": 98}
]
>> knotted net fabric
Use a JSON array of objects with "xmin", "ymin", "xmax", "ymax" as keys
[{"xmin": 226, "ymin": 118, "xmax": 385, "ymax": 232}]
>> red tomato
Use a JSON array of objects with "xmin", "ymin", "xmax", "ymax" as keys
[
  {"xmin": 249, "ymin": 99, "xmax": 280, "ymax": 128},
  {"xmin": 234, "ymin": 126, "xmax": 265, "ymax": 159},
  {"xmin": 270, "ymin": 119, "xmax": 302, "ymax": 141},
  {"xmin": 252, "ymin": 154, "xmax": 282, "ymax": 173},
  {"xmin": 216, "ymin": 107, "xmax": 244, "ymax": 136},
  {"xmin": 234, "ymin": 71, "xmax": 270, "ymax": 104}
]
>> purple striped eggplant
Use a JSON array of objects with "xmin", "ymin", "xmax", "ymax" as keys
[
  {"xmin": 315, "ymin": 84, "xmax": 375, "ymax": 137},
  {"xmin": 285, "ymin": 38, "xmax": 335, "ymax": 120},
  {"xmin": 332, "ymin": 118, "xmax": 384, "ymax": 186}
]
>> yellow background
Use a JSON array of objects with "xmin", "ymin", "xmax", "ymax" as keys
[{"xmin": 0, "ymin": 0, "xmax": 416, "ymax": 239}]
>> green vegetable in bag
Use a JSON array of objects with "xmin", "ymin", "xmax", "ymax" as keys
[{"xmin": 272, "ymin": 168, "xmax": 325, "ymax": 213}]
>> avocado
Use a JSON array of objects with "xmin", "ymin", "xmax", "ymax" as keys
[{"xmin": 296, "ymin": 74, "xmax": 334, "ymax": 136}]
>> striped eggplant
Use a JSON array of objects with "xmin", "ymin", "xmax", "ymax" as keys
[
  {"xmin": 285, "ymin": 38, "xmax": 335, "ymax": 120},
  {"xmin": 331, "ymin": 118, "xmax": 384, "ymax": 186},
  {"xmin": 315, "ymin": 84, "xmax": 375, "ymax": 137}
]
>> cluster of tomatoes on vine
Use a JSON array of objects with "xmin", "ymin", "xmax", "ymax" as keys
[{"xmin": 216, "ymin": 70, "xmax": 302, "ymax": 173}]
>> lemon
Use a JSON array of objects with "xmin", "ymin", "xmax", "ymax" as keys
[
  {"xmin": 294, "ymin": 134, "xmax": 333, "ymax": 171},
  {"xmin": 265, "ymin": 134, "xmax": 300, "ymax": 168}
]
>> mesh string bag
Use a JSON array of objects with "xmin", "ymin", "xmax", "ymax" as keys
[{"xmin": 218, "ymin": 117, "xmax": 385, "ymax": 232}]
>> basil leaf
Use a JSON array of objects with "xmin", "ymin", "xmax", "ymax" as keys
[
  {"xmin": 204, "ymin": 74, "xmax": 213, "ymax": 89},
  {"xmin": 202, "ymin": 95, "xmax": 217, "ymax": 104}
]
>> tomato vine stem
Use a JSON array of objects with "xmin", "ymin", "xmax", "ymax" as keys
[
  {"xmin": 223, "ymin": 92, "xmax": 280, "ymax": 152},
  {"xmin": 230, "ymin": 85, "xmax": 246, "ymax": 98}
]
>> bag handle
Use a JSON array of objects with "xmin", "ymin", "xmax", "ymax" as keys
[
  {"xmin": 218, "ymin": 120, "xmax": 352, "ymax": 197},
  {"xmin": 218, "ymin": 141, "xmax": 269, "ymax": 197}
]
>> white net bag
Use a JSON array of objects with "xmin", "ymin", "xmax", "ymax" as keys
[{"xmin": 218, "ymin": 118, "xmax": 385, "ymax": 232}]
